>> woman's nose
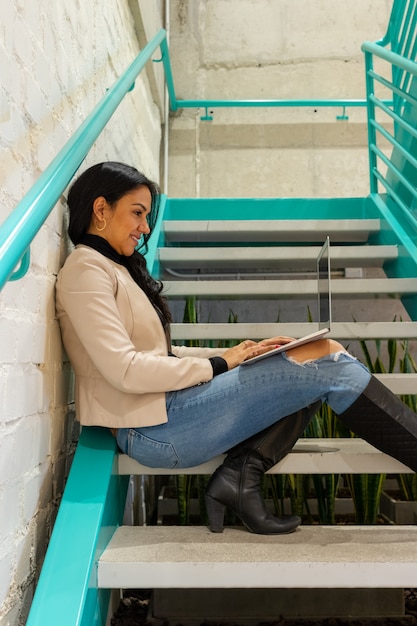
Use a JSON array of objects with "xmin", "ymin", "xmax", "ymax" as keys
[{"xmin": 141, "ymin": 221, "xmax": 151, "ymax": 234}]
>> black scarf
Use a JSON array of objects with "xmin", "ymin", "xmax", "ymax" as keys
[{"xmin": 80, "ymin": 233, "xmax": 127, "ymax": 266}]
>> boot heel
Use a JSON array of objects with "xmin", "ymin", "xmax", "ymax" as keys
[{"xmin": 205, "ymin": 494, "xmax": 225, "ymax": 533}]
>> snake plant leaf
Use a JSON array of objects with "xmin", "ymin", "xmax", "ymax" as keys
[
  {"xmin": 359, "ymin": 338, "xmax": 374, "ymax": 371},
  {"xmin": 366, "ymin": 473, "xmax": 386, "ymax": 524},
  {"xmin": 388, "ymin": 337, "xmax": 397, "ymax": 373}
]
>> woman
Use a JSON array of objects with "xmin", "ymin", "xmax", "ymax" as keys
[{"xmin": 56, "ymin": 161, "xmax": 417, "ymax": 535}]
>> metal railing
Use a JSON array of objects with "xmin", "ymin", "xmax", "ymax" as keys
[
  {"xmin": 172, "ymin": 98, "xmax": 375, "ymax": 122},
  {"xmin": 363, "ymin": 39, "xmax": 417, "ymax": 228}
]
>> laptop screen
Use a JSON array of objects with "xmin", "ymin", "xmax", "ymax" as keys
[{"xmin": 317, "ymin": 236, "xmax": 331, "ymax": 330}]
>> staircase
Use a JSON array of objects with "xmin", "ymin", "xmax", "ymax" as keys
[
  {"xmin": 148, "ymin": 196, "xmax": 417, "ymax": 396},
  {"xmin": 26, "ymin": 2, "xmax": 417, "ymax": 625}
]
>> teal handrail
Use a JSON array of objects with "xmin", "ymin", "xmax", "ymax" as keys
[
  {"xmin": 174, "ymin": 98, "xmax": 383, "ymax": 122},
  {"xmin": 0, "ymin": 28, "xmax": 175, "ymax": 291},
  {"xmin": 176, "ymin": 98, "xmax": 370, "ymax": 109},
  {"xmin": 362, "ymin": 40, "xmax": 417, "ymax": 76}
]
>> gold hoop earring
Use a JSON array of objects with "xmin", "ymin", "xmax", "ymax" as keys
[{"xmin": 95, "ymin": 218, "xmax": 107, "ymax": 232}]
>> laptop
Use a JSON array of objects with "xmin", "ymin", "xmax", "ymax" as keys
[{"xmin": 241, "ymin": 236, "xmax": 332, "ymax": 365}]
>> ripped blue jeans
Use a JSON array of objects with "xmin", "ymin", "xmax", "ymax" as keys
[{"xmin": 116, "ymin": 351, "xmax": 371, "ymax": 469}]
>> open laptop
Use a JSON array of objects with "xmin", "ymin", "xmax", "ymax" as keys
[{"xmin": 241, "ymin": 236, "xmax": 332, "ymax": 365}]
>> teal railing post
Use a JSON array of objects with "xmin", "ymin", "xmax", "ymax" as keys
[
  {"xmin": 160, "ymin": 38, "xmax": 178, "ymax": 111},
  {"xmin": 363, "ymin": 49, "xmax": 379, "ymax": 195}
]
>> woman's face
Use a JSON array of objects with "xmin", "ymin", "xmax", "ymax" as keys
[{"xmin": 90, "ymin": 185, "xmax": 152, "ymax": 256}]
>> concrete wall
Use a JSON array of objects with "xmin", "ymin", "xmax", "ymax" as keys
[
  {"xmin": 0, "ymin": 1, "xmax": 163, "ymax": 623},
  {"xmin": 168, "ymin": 0, "xmax": 394, "ymax": 198}
]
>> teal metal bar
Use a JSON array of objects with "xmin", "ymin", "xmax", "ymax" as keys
[
  {"xmin": 176, "ymin": 98, "xmax": 370, "ymax": 109},
  {"xmin": 373, "ymin": 165, "xmax": 417, "ymax": 212},
  {"xmin": 26, "ymin": 427, "xmax": 129, "ymax": 626},
  {"xmin": 371, "ymin": 96, "xmax": 417, "ymax": 142},
  {"xmin": 372, "ymin": 182, "xmax": 417, "ymax": 253},
  {"xmin": 362, "ymin": 40, "xmax": 417, "ymax": 76},
  {"xmin": 144, "ymin": 193, "xmax": 168, "ymax": 276},
  {"xmin": 376, "ymin": 0, "xmax": 404, "ymax": 47},
  {"xmin": 370, "ymin": 142, "xmax": 417, "ymax": 205},
  {"xmin": 364, "ymin": 50, "xmax": 379, "ymax": 195},
  {"xmin": 368, "ymin": 71, "xmax": 417, "ymax": 110},
  {"xmin": 0, "ymin": 28, "xmax": 168, "ymax": 291},
  {"xmin": 160, "ymin": 38, "xmax": 178, "ymax": 111},
  {"xmin": 8, "ymin": 248, "xmax": 30, "ymax": 281},
  {"xmin": 395, "ymin": 0, "xmax": 413, "ymax": 57},
  {"xmin": 371, "ymin": 120, "xmax": 417, "ymax": 177}
]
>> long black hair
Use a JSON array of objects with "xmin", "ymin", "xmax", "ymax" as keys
[
  {"xmin": 67, "ymin": 161, "xmax": 160, "ymax": 248},
  {"xmin": 67, "ymin": 161, "xmax": 172, "ymax": 332}
]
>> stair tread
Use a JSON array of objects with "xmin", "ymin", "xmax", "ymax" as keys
[
  {"xmin": 171, "ymin": 321, "xmax": 417, "ymax": 340},
  {"xmin": 163, "ymin": 219, "xmax": 380, "ymax": 243},
  {"xmin": 159, "ymin": 245, "xmax": 396, "ymax": 269},
  {"xmin": 117, "ymin": 435, "xmax": 413, "ymax": 476},
  {"xmin": 164, "ymin": 277, "xmax": 417, "ymax": 298},
  {"xmin": 98, "ymin": 525, "xmax": 417, "ymax": 589}
]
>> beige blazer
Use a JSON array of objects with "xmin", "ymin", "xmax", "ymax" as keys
[{"xmin": 55, "ymin": 245, "xmax": 226, "ymax": 427}]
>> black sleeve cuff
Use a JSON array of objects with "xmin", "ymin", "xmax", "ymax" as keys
[{"xmin": 209, "ymin": 356, "xmax": 229, "ymax": 377}]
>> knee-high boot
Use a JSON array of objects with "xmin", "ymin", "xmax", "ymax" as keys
[
  {"xmin": 204, "ymin": 400, "xmax": 322, "ymax": 534},
  {"xmin": 338, "ymin": 375, "xmax": 417, "ymax": 473}
]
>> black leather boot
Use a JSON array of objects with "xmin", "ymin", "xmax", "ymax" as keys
[
  {"xmin": 338, "ymin": 375, "xmax": 417, "ymax": 472},
  {"xmin": 205, "ymin": 401, "xmax": 322, "ymax": 534}
]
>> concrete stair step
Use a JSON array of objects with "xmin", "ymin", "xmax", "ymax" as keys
[
  {"xmin": 171, "ymin": 321, "xmax": 417, "ymax": 341},
  {"xmin": 160, "ymin": 244, "xmax": 396, "ymax": 271},
  {"xmin": 164, "ymin": 277, "xmax": 417, "ymax": 299},
  {"xmin": 98, "ymin": 525, "xmax": 417, "ymax": 590},
  {"xmin": 163, "ymin": 219, "xmax": 381, "ymax": 243},
  {"xmin": 117, "ymin": 435, "xmax": 414, "ymax": 477}
]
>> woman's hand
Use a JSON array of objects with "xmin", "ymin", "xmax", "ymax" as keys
[
  {"xmin": 258, "ymin": 336, "xmax": 296, "ymax": 348},
  {"xmin": 221, "ymin": 339, "xmax": 280, "ymax": 370}
]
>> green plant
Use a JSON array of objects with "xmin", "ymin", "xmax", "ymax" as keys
[
  {"xmin": 344, "ymin": 473, "xmax": 385, "ymax": 524},
  {"xmin": 306, "ymin": 404, "xmax": 341, "ymax": 524},
  {"xmin": 398, "ymin": 473, "xmax": 417, "ymax": 500},
  {"xmin": 176, "ymin": 474, "xmax": 193, "ymax": 525}
]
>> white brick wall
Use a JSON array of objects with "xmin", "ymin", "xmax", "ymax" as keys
[{"xmin": 0, "ymin": 0, "xmax": 163, "ymax": 623}]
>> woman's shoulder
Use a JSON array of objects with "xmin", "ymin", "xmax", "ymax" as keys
[
  {"xmin": 63, "ymin": 244, "xmax": 118, "ymax": 269},
  {"xmin": 57, "ymin": 245, "xmax": 119, "ymax": 289}
]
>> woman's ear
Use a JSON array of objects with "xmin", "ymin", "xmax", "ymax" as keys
[{"xmin": 92, "ymin": 196, "xmax": 108, "ymax": 221}]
